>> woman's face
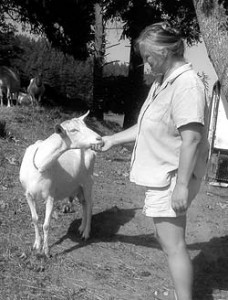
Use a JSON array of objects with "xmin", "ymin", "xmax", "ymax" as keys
[{"xmin": 142, "ymin": 46, "xmax": 167, "ymax": 76}]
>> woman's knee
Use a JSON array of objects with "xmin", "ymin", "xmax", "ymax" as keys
[
  {"xmin": 158, "ymin": 235, "xmax": 187, "ymax": 257},
  {"xmin": 153, "ymin": 216, "xmax": 187, "ymax": 256}
]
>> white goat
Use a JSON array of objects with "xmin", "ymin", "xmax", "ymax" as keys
[{"xmin": 19, "ymin": 111, "xmax": 101, "ymax": 256}]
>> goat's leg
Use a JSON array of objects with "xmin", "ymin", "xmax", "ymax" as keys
[
  {"xmin": 0, "ymin": 84, "xmax": 3, "ymax": 106},
  {"xmin": 28, "ymin": 94, "xmax": 33, "ymax": 106},
  {"xmin": 7, "ymin": 97, "xmax": 11, "ymax": 107},
  {"xmin": 42, "ymin": 196, "xmax": 54, "ymax": 256},
  {"xmin": 78, "ymin": 188, "xmax": 86, "ymax": 236},
  {"xmin": 0, "ymin": 88, "xmax": 3, "ymax": 106},
  {"xmin": 79, "ymin": 184, "xmax": 93, "ymax": 240},
  {"xmin": 26, "ymin": 193, "xmax": 41, "ymax": 251},
  {"xmin": 6, "ymin": 87, "xmax": 11, "ymax": 107},
  {"xmin": 15, "ymin": 93, "xmax": 18, "ymax": 106},
  {"xmin": 30, "ymin": 95, "xmax": 34, "ymax": 106}
]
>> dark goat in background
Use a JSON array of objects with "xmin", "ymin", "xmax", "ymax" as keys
[{"xmin": 0, "ymin": 66, "xmax": 20, "ymax": 107}]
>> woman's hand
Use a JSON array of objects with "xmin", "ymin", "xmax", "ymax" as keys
[
  {"xmin": 171, "ymin": 183, "xmax": 189, "ymax": 215},
  {"xmin": 91, "ymin": 136, "xmax": 113, "ymax": 152},
  {"xmin": 91, "ymin": 125, "xmax": 138, "ymax": 152}
]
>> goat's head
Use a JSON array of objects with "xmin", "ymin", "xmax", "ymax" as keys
[
  {"xmin": 54, "ymin": 111, "xmax": 102, "ymax": 149},
  {"xmin": 35, "ymin": 73, "xmax": 43, "ymax": 87}
]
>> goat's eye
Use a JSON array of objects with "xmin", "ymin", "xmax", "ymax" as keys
[{"xmin": 70, "ymin": 128, "xmax": 79, "ymax": 133}]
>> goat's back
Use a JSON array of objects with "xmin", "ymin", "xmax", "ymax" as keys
[
  {"xmin": 0, "ymin": 66, "xmax": 21, "ymax": 92},
  {"xmin": 20, "ymin": 143, "xmax": 96, "ymax": 201}
]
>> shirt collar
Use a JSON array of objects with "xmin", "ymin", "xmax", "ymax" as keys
[
  {"xmin": 149, "ymin": 63, "xmax": 193, "ymax": 101},
  {"xmin": 155, "ymin": 63, "xmax": 192, "ymax": 86},
  {"xmin": 164, "ymin": 62, "xmax": 193, "ymax": 84}
]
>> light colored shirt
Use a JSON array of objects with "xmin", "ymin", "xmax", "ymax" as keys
[{"xmin": 130, "ymin": 63, "xmax": 209, "ymax": 187}]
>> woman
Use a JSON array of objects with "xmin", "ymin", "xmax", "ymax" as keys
[{"xmin": 92, "ymin": 22, "xmax": 209, "ymax": 300}]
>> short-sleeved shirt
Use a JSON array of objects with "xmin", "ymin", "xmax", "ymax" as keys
[{"xmin": 130, "ymin": 63, "xmax": 209, "ymax": 188}]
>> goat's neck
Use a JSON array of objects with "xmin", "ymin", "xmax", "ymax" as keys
[{"xmin": 33, "ymin": 133, "xmax": 69, "ymax": 172}]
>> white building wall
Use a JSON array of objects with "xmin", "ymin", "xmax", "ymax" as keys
[{"xmin": 214, "ymin": 94, "xmax": 228, "ymax": 150}]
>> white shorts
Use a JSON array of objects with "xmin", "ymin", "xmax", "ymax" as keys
[{"xmin": 143, "ymin": 173, "xmax": 202, "ymax": 218}]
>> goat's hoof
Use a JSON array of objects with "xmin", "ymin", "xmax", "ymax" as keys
[
  {"xmin": 35, "ymin": 265, "xmax": 45, "ymax": 272},
  {"xmin": 78, "ymin": 226, "xmax": 85, "ymax": 235},
  {"xmin": 81, "ymin": 233, "xmax": 90, "ymax": 241},
  {"xmin": 33, "ymin": 241, "xmax": 41, "ymax": 252},
  {"xmin": 19, "ymin": 252, "xmax": 27, "ymax": 260},
  {"xmin": 62, "ymin": 204, "xmax": 74, "ymax": 213},
  {"xmin": 45, "ymin": 250, "xmax": 52, "ymax": 258},
  {"xmin": 32, "ymin": 247, "xmax": 41, "ymax": 256},
  {"xmin": 42, "ymin": 248, "xmax": 52, "ymax": 258},
  {"xmin": 43, "ymin": 251, "xmax": 50, "ymax": 258}
]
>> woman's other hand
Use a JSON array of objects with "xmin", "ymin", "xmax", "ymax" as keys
[{"xmin": 171, "ymin": 183, "xmax": 189, "ymax": 215}]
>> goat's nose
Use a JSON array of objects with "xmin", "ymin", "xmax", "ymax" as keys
[{"xmin": 93, "ymin": 136, "xmax": 104, "ymax": 148}]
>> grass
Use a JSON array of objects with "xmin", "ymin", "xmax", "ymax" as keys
[{"xmin": 1, "ymin": 105, "xmax": 228, "ymax": 300}]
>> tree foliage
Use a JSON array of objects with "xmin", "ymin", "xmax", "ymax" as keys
[
  {"xmin": 197, "ymin": 71, "xmax": 209, "ymax": 93},
  {"xmin": 0, "ymin": 31, "xmax": 23, "ymax": 66},
  {"xmin": 104, "ymin": 62, "xmax": 128, "ymax": 77},
  {"xmin": 104, "ymin": 0, "xmax": 200, "ymax": 44},
  {"xmin": 1, "ymin": 1, "xmax": 201, "ymax": 60},
  {"xmin": 12, "ymin": 35, "xmax": 93, "ymax": 106},
  {"xmin": 1, "ymin": 0, "xmax": 96, "ymax": 60},
  {"xmin": 2, "ymin": 0, "xmax": 217, "ymax": 125},
  {"xmin": 0, "ymin": 1, "xmax": 23, "ymax": 68}
]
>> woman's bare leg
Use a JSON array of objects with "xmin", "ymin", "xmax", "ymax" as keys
[{"xmin": 153, "ymin": 216, "xmax": 192, "ymax": 300}]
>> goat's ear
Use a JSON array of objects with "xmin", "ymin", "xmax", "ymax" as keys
[
  {"xmin": 55, "ymin": 124, "xmax": 66, "ymax": 136},
  {"xmin": 79, "ymin": 110, "xmax": 90, "ymax": 121}
]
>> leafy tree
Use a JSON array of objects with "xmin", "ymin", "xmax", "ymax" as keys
[{"xmin": 3, "ymin": 0, "xmax": 95, "ymax": 60}]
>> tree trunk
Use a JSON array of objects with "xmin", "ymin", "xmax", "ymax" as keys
[
  {"xmin": 193, "ymin": 0, "xmax": 228, "ymax": 98},
  {"xmin": 92, "ymin": 3, "xmax": 105, "ymax": 121},
  {"xmin": 123, "ymin": 42, "xmax": 144, "ymax": 129}
]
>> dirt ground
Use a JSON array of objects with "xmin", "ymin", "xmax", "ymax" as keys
[{"xmin": 0, "ymin": 107, "xmax": 228, "ymax": 300}]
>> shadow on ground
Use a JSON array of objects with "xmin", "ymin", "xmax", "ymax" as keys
[
  {"xmin": 190, "ymin": 236, "xmax": 228, "ymax": 300},
  {"xmin": 52, "ymin": 206, "xmax": 158, "ymax": 255},
  {"xmin": 52, "ymin": 207, "xmax": 228, "ymax": 300}
]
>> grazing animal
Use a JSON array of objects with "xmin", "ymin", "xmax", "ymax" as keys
[
  {"xmin": 19, "ymin": 111, "xmax": 102, "ymax": 256},
  {"xmin": 27, "ymin": 73, "xmax": 45, "ymax": 104},
  {"xmin": 0, "ymin": 66, "xmax": 20, "ymax": 107},
  {"xmin": 17, "ymin": 92, "xmax": 33, "ymax": 106}
]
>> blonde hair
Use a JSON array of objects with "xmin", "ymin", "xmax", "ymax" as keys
[{"xmin": 136, "ymin": 22, "xmax": 185, "ymax": 59}]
